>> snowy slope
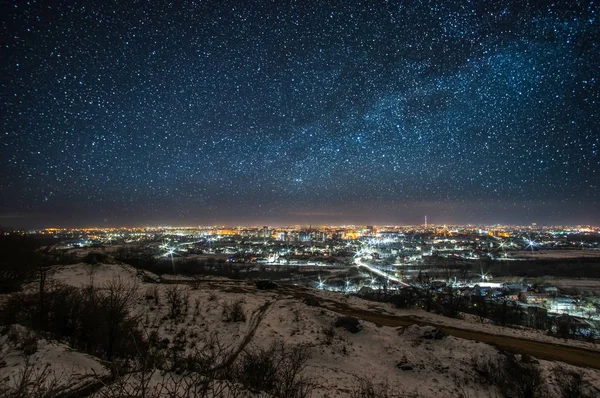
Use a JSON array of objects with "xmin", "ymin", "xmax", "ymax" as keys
[{"xmin": 3, "ymin": 262, "xmax": 600, "ymax": 397}]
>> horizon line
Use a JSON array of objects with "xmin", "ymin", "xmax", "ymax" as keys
[{"xmin": 15, "ymin": 222, "xmax": 600, "ymax": 231}]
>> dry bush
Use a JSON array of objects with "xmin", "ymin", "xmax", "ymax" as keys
[
  {"xmin": 101, "ymin": 277, "xmax": 140, "ymax": 360},
  {"xmin": 303, "ymin": 296, "xmax": 321, "ymax": 307},
  {"xmin": 0, "ymin": 355, "xmax": 72, "ymax": 398},
  {"xmin": 92, "ymin": 364, "xmax": 162, "ymax": 398},
  {"xmin": 474, "ymin": 354, "xmax": 545, "ymax": 398},
  {"xmin": 322, "ymin": 325, "xmax": 335, "ymax": 345},
  {"xmin": 335, "ymin": 316, "xmax": 362, "ymax": 333},
  {"xmin": 191, "ymin": 275, "xmax": 202, "ymax": 290},
  {"xmin": 351, "ymin": 376, "xmax": 395, "ymax": 398},
  {"xmin": 92, "ymin": 319, "xmax": 311, "ymax": 398},
  {"xmin": 144, "ymin": 286, "xmax": 160, "ymax": 306},
  {"xmin": 6, "ymin": 325, "xmax": 39, "ymax": 356},
  {"xmin": 235, "ymin": 341, "xmax": 313, "ymax": 398},
  {"xmin": 93, "ymin": 370, "xmax": 245, "ymax": 398},
  {"xmin": 553, "ymin": 366, "xmax": 595, "ymax": 398},
  {"xmin": 95, "ymin": 333, "xmax": 247, "ymax": 398},
  {"xmin": 165, "ymin": 284, "xmax": 190, "ymax": 320},
  {"xmin": 2, "ymin": 278, "xmax": 143, "ymax": 361},
  {"xmin": 223, "ymin": 299, "xmax": 246, "ymax": 322},
  {"xmin": 350, "ymin": 376, "xmax": 421, "ymax": 398}
]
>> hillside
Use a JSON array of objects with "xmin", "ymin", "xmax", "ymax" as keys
[{"xmin": 1, "ymin": 262, "xmax": 599, "ymax": 397}]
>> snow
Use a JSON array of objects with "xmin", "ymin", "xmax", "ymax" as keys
[
  {"xmin": 0, "ymin": 325, "xmax": 109, "ymax": 395},
  {"xmin": 312, "ymin": 290, "xmax": 600, "ymax": 352},
  {"xmin": 49, "ymin": 262, "xmax": 159, "ymax": 287},
  {"xmin": 3, "ymin": 262, "xmax": 600, "ymax": 397}
]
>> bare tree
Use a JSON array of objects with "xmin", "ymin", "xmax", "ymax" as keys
[
  {"xmin": 100, "ymin": 277, "xmax": 139, "ymax": 360},
  {"xmin": 235, "ymin": 341, "xmax": 314, "ymax": 398},
  {"xmin": 164, "ymin": 285, "xmax": 189, "ymax": 320}
]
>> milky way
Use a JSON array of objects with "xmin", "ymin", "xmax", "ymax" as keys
[{"xmin": 1, "ymin": 0, "xmax": 599, "ymax": 227}]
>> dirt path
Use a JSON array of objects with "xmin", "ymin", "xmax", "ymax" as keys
[
  {"xmin": 167, "ymin": 278, "xmax": 600, "ymax": 369},
  {"xmin": 333, "ymin": 305, "xmax": 600, "ymax": 369},
  {"xmin": 280, "ymin": 285, "xmax": 600, "ymax": 370}
]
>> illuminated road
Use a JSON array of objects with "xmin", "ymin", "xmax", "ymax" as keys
[{"xmin": 354, "ymin": 256, "xmax": 412, "ymax": 287}]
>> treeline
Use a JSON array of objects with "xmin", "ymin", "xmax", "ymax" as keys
[
  {"xmin": 114, "ymin": 250, "xmax": 307, "ymax": 281},
  {"xmin": 378, "ymin": 287, "xmax": 597, "ymax": 341},
  {"xmin": 489, "ymin": 258, "xmax": 600, "ymax": 278},
  {"xmin": 1, "ymin": 278, "xmax": 144, "ymax": 361},
  {"xmin": 422, "ymin": 255, "xmax": 600, "ymax": 280},
  {"xmin": 0, "ymin": 234, "xmax": 45, "ymax": 293}
]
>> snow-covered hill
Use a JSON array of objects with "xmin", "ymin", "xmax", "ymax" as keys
[{"xmin": 2, "ymin": 262, "xmax": 599, "ymax": 397}]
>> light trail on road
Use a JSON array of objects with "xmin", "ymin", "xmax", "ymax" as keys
[{"xmin": 354, "ymin": 256, "xmax": 412, "ymax": 287}]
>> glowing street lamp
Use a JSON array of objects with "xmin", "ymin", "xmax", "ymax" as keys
[
  {"xmin": 317, "ymin": 275, "xmax": 325, "ymax": 290},
  {"xmin": 160, "ymin": 246, "xmax": 177, "ymax": 274},
  {"xmin": 525, "ymin": 237, "xmax": 536, "ymax": 253},
  {"xmin": 479, "ymin": 265, "xmax": 489, "ymax": 282}
]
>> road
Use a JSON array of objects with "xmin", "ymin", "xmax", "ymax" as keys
[
  {"xmin": 354, "ymin": 256, "xmax": 412, "ymax": 287},
  {"xmin": 280, "ymin": 284, "xmax": 600, "ymax": 370}
]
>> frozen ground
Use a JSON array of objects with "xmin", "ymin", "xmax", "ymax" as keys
[
  {"xmin": 0, "ymin": 325, "xmax": 109, "ymax": 396},
  {"xmin": 336, "ymin": 294, "xmax": 600, "ymax": 353}
]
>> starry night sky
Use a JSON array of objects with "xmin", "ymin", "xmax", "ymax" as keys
[{"xmin": 1, "ymin": 0, "xmax": 599, "ymax": 228}]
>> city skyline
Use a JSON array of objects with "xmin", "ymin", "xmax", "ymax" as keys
[
  {"xmin": 2, "ymin": 1, "xmax": 598, "ymax": 228},
  {"xmin": 16, "ymin": 219, "xmax": 600, "ymax": 232}
]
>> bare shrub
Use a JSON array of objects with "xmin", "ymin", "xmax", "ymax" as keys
[
  {"xmin": 182, "ymin": 288, "xmax": 190, "ymax": 315},
  {"xmin": 191, "ymin": 275, "xmax": 202, "ymax": 290},
  {"xmin": 553, "ymin": 366, "xmax": 594, "ymax": 398},
  {"xmin": 335, "ymin": 316, "xmax": 362, "ymax": 333},
  {"xmin": 474, "ymin": 354, "xmax": 545, "ymax": 398},
  {"xmin": 144, "ymin": 286, "xmax": 160, "ymax": 306},
  {"xmin": 169, "ymin": 328, "xmax": 188, "ymax": 373},
  {"xmin": 351, "ymin": 376, "xmax": 396, "ymax": 398},
  {"xmin": 101, "ymin": 277, "xmax": 139, "ymax": 360},
  {"xmin": 223, "ymin": 300, "xmax": 246, "ymax": 322},
  {"xmin": 184, "ymin": 333, "xmax": 233, "ymax": 376},
  {"xmin": 193, "ymin": 298, "xmax": 202, "ymax": 316},
  {"xmin": 21, "ymin": 336, "xmax": 38, "ymax": 356},
  {"xmin": 93, "ymin": 305, "xmax": 300, "ymax": 398},
  {"xmin": 165, "ymin": 285, "xmax": 188, "ymax": 320},
  {"xmin": 235, "ymin": 342, "xmax": 313, "ymax": 398},
  {"xmin": 292, "ymin": 308, "xmax": 301, "ymax": 323},
  {"xmin": 94, "ymin": 368, "xmax": 244, "ymax": 398},
  {"xmin": 0, "ymin": 355, "xmax": 70, "ymax": 398},
  {"xmin": 303, "ymin": 296, "xmax": 321, "ymax": 307},
  {"xmin": 1, "ymin": 291, "xmax": 38, "ymax": 327},
  {"xmin": 2, "ymin": 278, "xmax": 143, "ymax": 361},
  {"xmin": 127, "ymin": 333, "xmax": 245, "ymax": 397},
  {"xmin": 92, "ymin": 364, "xmax": 162, "ymax": 398},
  {"xmin": 6, "ymin": 325, "xmax": 38, "ymax": 355},
  {"xmin": 350, "ymin": 376, "xmax": 423, "ymax": 398},
  {"xmin": 322, "ymin": 325, "xmax": 335, "ymax": 345}
]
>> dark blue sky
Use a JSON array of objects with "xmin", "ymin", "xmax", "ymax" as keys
[{"xmin": 1, "ymin": 0, "xmax": 598, "ymax": 227}]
